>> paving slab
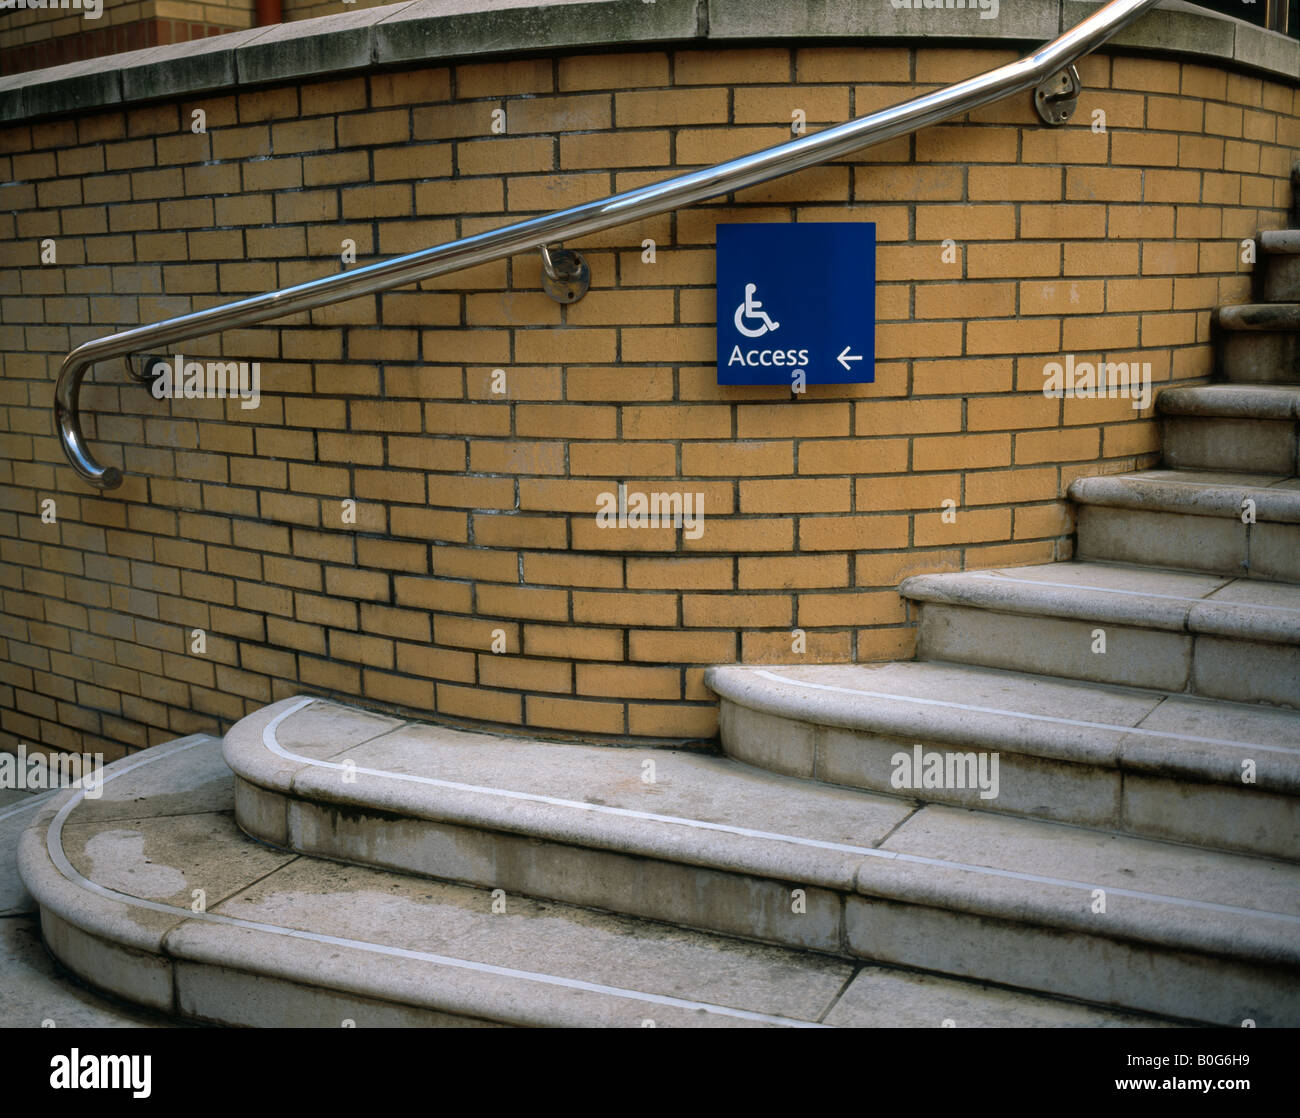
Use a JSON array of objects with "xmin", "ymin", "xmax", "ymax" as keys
[{"xmin": 60, "ymin": 811, "xmax": 294, "ymax": 909}]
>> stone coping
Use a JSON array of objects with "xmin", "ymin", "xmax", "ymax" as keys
[{"xmin": 0, "ymin": 0, "xmax": 1295, "ymax": 126}]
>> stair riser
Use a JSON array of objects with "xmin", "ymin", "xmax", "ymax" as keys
[
  {"xmin": 41, "ymin": 910, "xmax": 172, "ymax": 1014},
  {"xmin": 1077, "ymin": 505, "xmax": 1300, "ymax": 582},
  {"xmin": 237, "ymin": 778, "xmax": 849, "ymax": 955},
  {"xmin": 1162, "ymin": 415, "xmax": 1298, "ymax": 474},
  {"xmin": 1220, "ymin": 332, "xmax": 1300, "ymax": 384},
  {"xmin": 1262, "ymin": 254, "xmax": 1300, "ymax": 303},
  {"xmin": 915, "ymin": 603, "xmax": 1300, "ymax": 709},
  {"xmin": 233, "ymin": 777, "xmax": 1295, "ymax": 1025},
  {"xmin": 847, "ymin": 899, "xmax": 1298, "ymax": 1028},
  {"xmin": 177, "ymin": 965, "xmax": 500, "ymax": 1028},
  {"xmin": 717, "ymin": 701, "xmax": 1300, "ymax": 861}
]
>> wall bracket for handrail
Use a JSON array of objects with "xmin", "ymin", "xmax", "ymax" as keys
[
  {"xmin": 1034, "ymin": 64, "xmax": 1083, "ymax": 126},
  {"xmin": 539, "ymin": 245, "xmax": 591, "ymax": 304},
  {"xmin": 53, "ymin": 0, "xmax": 1162, "ymax": 490}
]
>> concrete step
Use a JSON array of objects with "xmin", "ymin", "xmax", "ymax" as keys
[
  {"xmin": 707, "ymin": 659, "xmax": 1300, "ymax": 859},
  {"xmin": 1070, "ymin": 468, "xmax": 1300, "ymax": 582},
  {"xmin": 16, "ymin": 735, "xmax": 1168, "ymax": 1029},
  {"xmin": 900, "ymin": 560, "xmax": 1300, "ymax": 710},
  {"xmin": 1258, "ymin": 230, "xmax": 1300, "ymax": 303},
  {"xmin": 1215, "ymin": 304, "xmax": 1300, "ymax": 384},
  {"xmin": 1158, "ymin": 384, "xmax": 1300, "ymax": 474},
  {"xmin": 218, "ymin": 697, "xmax": 1299, "ymax": 1024}
]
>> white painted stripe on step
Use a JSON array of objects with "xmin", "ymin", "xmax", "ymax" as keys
[
  {"xmin": 46, "ymin": 734, "xmax": 825, "ymax": 1029},
  {"xmin": 264, "ymin": 699, "xmax": 1300, "ymax": 926},
  {"xmin": 753, "ymin": 669, "xmax": 1295, "ymax": 755},
  {"xmin": 966, "ymin": 571, "xmax": 1300, "ymax": 614}
]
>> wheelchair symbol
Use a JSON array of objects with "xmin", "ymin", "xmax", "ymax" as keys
[{"xmin": 733, "ymin": 283, "xmax": 780, "ymax": 338}]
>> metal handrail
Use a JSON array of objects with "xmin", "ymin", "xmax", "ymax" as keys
[{"xmin": 56, "ymin": 0, "xmax": 1161, "ymax": 489}]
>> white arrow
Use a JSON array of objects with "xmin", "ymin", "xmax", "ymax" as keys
[{"xmin": 837, "ymin": 345, "xmax": 862, "ymax": 371}]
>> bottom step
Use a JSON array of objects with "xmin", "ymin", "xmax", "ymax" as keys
[{"xmin": 17, "ymin": 736, "xmax": 1165, "ymax": 1028}]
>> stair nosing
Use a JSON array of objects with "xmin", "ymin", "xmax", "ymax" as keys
[
  {"xmin": 1215, "ymin": 303, "xmax": 1300, "ymax": 332},
  {"xmin": 1158, "ymin": 383, "xmax": 1300, "ymax": 421},
  {"xmin": 1069, "ymin": 470, "xmax": 1300, "ymax": 523}
]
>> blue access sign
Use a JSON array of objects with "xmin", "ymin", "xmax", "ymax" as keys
[{"xmin": 716, "ymin": 222, "xmax": 875, "ymax": 386}]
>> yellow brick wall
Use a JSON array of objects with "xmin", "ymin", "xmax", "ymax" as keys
[{"xmin": 0, "ymin": 45, "xmax": 1295, "ymax": 756}]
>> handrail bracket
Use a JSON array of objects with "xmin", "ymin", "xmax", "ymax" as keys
[
  {"xmin": 539, "ymin": 244, "xmax": 590, "ymax": 304},
  {"xmin": 124, "ymin": 354, "xmax": 154, "ymax": 383},
  {"xmin": 1034, "ymin": 64, "xmax": 1082, "ymax": 126}
]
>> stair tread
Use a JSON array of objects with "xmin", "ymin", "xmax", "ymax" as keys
[
  {"xmin": 219, "ymin": 696, "xmax": 1300, "ymax": 967},
  {"xmin": 18, "ymin": 736, "xmax": 1160, "ymax": 1028},
  {"xmin": 1159, "ymin": 383, "xmax": 1300, "ymax": 420},
  {"xmin": 900, "ymin": 559, "xmax": 1300, "ymax": 647},
  {"xmin": 1070, "ymin": 468, "xmax": 1300, "ymax": 522}
]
